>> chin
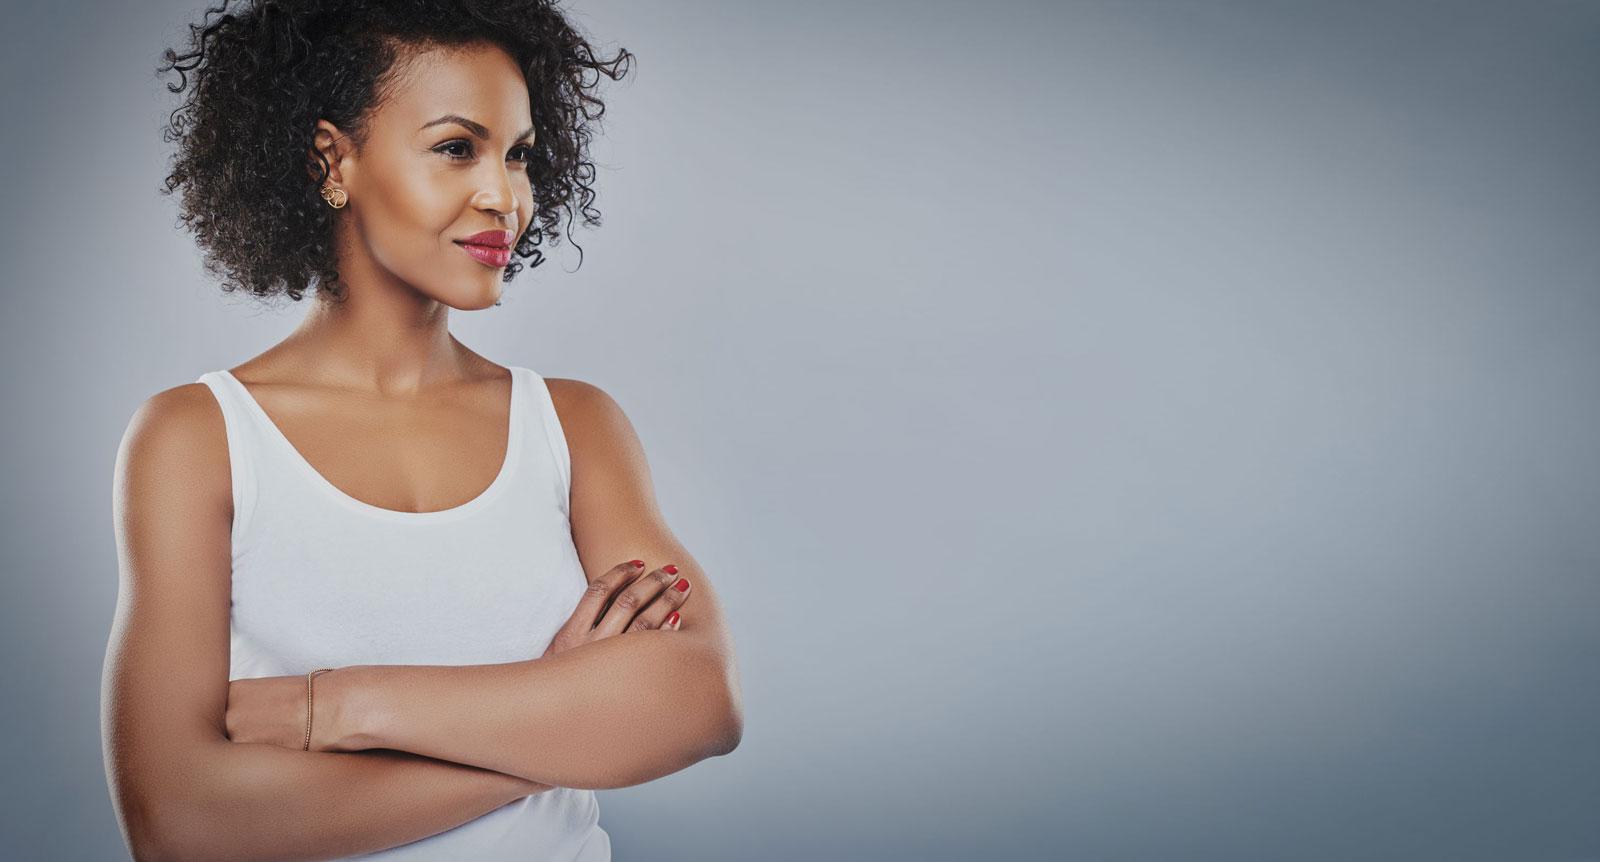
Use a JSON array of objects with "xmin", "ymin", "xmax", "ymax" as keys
[{"xmin": 436, "ymin": 285, "xmax": 504, "ymax": 311}]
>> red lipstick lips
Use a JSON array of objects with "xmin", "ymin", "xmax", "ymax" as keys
[
  {"xmin": 458, "ymin": 229, "xmax": 514, "ymax": 247},
  {"xmin": 455, "ymin": 229, "xmax": 515, "ymax": 267}
]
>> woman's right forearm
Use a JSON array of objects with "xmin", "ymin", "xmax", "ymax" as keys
[{"xmin": 141, "ymin": 739, "xmax": 550, "ymax": 861}]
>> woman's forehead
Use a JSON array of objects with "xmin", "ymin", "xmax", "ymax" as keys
[{"xmin": 377, "ymin": 44, "xmax": 533, "ymax": 135}]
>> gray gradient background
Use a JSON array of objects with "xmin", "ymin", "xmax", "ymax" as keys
[{"xmin": 2, "ymin": 0, "xmax": 1597, "ymax": 859}]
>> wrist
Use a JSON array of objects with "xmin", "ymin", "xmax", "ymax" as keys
[{"xmin": 314, "ymin": 665, "xmax": 382, "ymax": 752}]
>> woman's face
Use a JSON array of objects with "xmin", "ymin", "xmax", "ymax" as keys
[{"xmin": 314, "ymin": 41, "xmax": 537, "ymax": 310}]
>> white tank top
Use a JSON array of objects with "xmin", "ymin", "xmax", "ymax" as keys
[{"xmin": 195, "ymin": 366, "xmax": 610, "ymax": 861}]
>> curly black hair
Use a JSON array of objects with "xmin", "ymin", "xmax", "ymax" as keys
[{"xmin": 156, "ymin": 0, "xmax": 632, "ymax": 302}]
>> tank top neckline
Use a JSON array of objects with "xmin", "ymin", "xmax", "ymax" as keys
[{"xmin": 214, "ymin": 366, "xmax": 527, "ymax": 524}]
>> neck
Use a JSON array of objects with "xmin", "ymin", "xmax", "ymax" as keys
[{"xmin": 286, "ymin": 287, "xmax": 469, "ymax": 396}]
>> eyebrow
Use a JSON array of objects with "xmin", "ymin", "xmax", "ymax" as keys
[{"xmin": 419, "ymin": 114, "xmax": 536, "ymax": 143}]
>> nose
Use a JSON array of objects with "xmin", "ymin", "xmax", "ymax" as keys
[{"xmin": 470, "ymin": 163, "xmax": 519, "ymax": 224}]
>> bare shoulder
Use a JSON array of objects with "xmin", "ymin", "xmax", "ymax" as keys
[
  {"xmin": 541, "ymin": 376, "xmax": 658, "ymax": 526},
  {"xmin": 115, "ymin": 382, "xmax": 232, "ymax": 519},
  {"xmin": 542, "ymin": 377, "xmax": 643, "ymax": 455},
  {"xmin": 543, "ymin": 376, "xmax": 619, "ymax": 419},
  {"xmin": 119, "ymin": 382, "xmax": 229, "ymax": 470}
]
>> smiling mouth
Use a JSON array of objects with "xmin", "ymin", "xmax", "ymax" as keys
[{"xmin": 455, "ymin": 241, "xmax": 513, "ymax": 267}]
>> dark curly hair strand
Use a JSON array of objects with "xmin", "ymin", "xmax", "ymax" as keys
[{"xmin": 157, "ymin": 0, "xmax": 632, "ymax": 302}]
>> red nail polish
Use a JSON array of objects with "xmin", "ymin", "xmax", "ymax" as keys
[
  {"xmin": 673, "ymin": 578, "xmax": 689, "ymax": 592},
  {"xmin": 666, "ymin": 611, "xmax": 680, "ymax": 626},
  {"xmin": 663, "ymin": 564, "xmax": 678, "ymax": 574},
  {"xmin": 630, "ymin": 560, "xmax": 645, "ymax": 568}
]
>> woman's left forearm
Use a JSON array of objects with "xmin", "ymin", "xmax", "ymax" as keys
[{"xmin": 323, "ymin": 630, "xmax": 742, "ymax": 791}]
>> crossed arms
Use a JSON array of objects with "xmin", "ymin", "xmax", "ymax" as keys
[{"xmin": 103, "ymin": 378, "xmax": 742, "ymax": 861}]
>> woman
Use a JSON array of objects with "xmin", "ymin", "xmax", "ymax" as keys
[{"xmin": 102, "ymin": 2, "xmax": 743, "ymax": 859}]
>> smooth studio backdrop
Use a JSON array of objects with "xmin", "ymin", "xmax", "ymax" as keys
[{"xmin": 2, "ymin": 1, "xmax": 1598, "ymax": 859}]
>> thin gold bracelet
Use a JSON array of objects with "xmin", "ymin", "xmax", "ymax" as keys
[{"xmin": 303, "ymin": 668, "xmax": 337, "ymax": 751}]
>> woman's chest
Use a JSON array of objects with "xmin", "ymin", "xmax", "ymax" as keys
[
  {"xmin": 228, "ymin": 508, "xmax": 589, "ymax": 676},
  {"xmin": 237, "ymin": 372, "xmax": 517, "ymax": 517}
]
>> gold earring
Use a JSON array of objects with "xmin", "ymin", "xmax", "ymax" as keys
[{"xmin": 320, "ymin": 186, "xmax": 348, "ymax": 209}]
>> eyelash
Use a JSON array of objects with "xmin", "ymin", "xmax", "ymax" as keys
[{"xmin": 435, "ymin": 140, "xmax": 536, "ymax": 163}]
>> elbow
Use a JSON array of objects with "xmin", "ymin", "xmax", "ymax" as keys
[
  {"xmin": 110, "ymin": 779, "xmax": 181, "ymax": 861},
  {"xmin": 131, "ymin": 839, "xmax": 185, "ymax": 862},
  {"xmin": 700, "ymin": 649, "xmax": 744, "ymax": 757},
  {"xmin": 126, "ymin": 830, "xmax": 165, "ymax": 862},
  {"xmin": 124, "ymin": 812, "xmax": 191, "ymax": 862},
  {"xmin": 714, "ymin": 706, "xmax": 743, "ymax": 757},
  {"xmin": 660, "ymin": 636, "xmax": 744, "ymax": 762},
  {"xmin": 674, "ymin": 685, "xmax": 741, "ymax": 766},
  {"xmin": 125, "ymin": 802, "xmax": 215, "ymax": 862},
  {"xmin": 107, "ymin": 714, "xmax": 238, "ymax": 860},
  {"xmin": 113, "ymin": 758, "xmax": 231, "ymax": 862}
]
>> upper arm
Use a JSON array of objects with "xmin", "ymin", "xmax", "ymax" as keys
[
  {"xmin": 103, "ymin": 383, "xmax": 236, "ymax": 852},
  {"xmin": 544, "ymin": 378, "xmax": 739, "ymax": 681}
]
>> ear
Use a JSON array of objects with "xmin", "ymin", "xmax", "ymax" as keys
[{"xmin": 307, "ymin": 119, "xmax": 354, "ymax": 187}]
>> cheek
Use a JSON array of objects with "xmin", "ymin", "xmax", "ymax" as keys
[
  {"xmin": 362, "ymin": 173, "xmax": 461, "ymax": 268},
  {"xmin": 384, "ymin": 171, "xmax": 457, "ymax": 232},
  {"xmin": 518, "ymin": 187, "xmax": 536, "ymax": 230}
]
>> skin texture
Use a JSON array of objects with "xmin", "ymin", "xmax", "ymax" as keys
[{"xmin": 103, "ymin": 41, "xmax": 741, "ymax": 861}]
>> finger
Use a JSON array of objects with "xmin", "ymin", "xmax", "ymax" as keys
[
  {"xmin": 557, "ymin": 560, "xmax": 646, "ymax": 642},
  {"xmin": 596, "ymin": 564, "xmax": 679, "ymax": 638},
  {"xmin": 626, "ymin": 568, "xmax": 693, "ymax": 634}
]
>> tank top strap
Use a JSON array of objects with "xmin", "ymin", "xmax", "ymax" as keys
[
  {"xmin": 195, "ymin": 370, "xmax": 262, "ymax": 550},
  {"xmin": 515, "ymin": 366, "xmax": 573, "ymax": 515}
]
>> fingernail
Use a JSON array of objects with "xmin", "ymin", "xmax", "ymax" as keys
[
  {"xmin": 666, "ymin": 611, "xmax": 680, "ymax": 626},
  {"xmin": 629, "ymin": 560, "xmax": 645, "ymax": 568},
  {"xmin": 663, "ymin": 564, "xmax": 679, "ymax": 575},
  {"xmin": 673, "ymin": 578, "xmax": 689, "ymax": 592}
]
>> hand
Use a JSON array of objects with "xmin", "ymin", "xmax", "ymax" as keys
[
  {"xmin": 225, "ymin": 672, "xmax": 337, "ymax": 752},
  {"xmin": 544, "ymin": 560, "xmax": 692, "ymax": 658}
]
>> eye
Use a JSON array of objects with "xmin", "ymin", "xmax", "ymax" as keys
[
  {"xmin": 435, "ymin": 140, "xmax": 474, "ymax": 160},
  {"xmin": 435, "ymin": 139, "xmax": 537, "ymax": 163}
]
